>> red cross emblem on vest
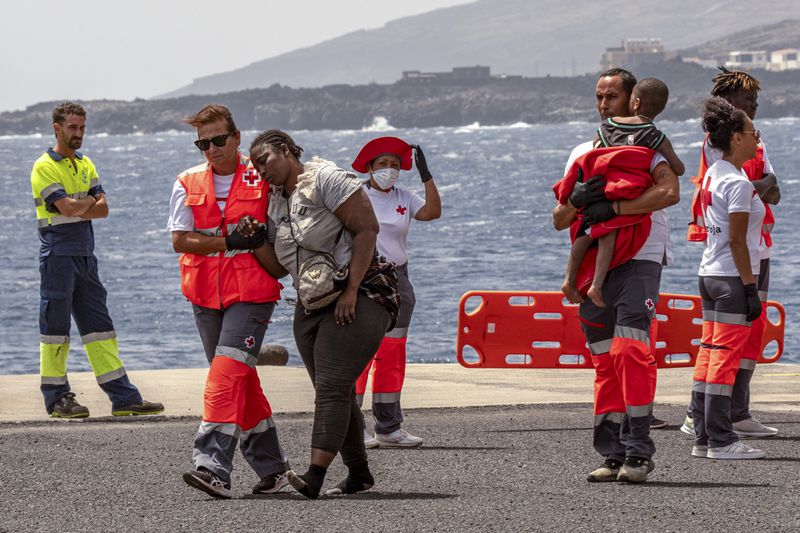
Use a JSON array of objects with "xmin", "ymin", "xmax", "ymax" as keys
[
  {"xmin": 396, "ymin": 205, "xmax": 407, "ymax": 215},
  {"xmin": 242, "ymin": 170, "xmax": 261, "ymax": 187}
]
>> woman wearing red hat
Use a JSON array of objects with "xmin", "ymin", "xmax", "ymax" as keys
[{"xmin": 352, "ymin": 137, "xmax": 441, "ymax": 448}]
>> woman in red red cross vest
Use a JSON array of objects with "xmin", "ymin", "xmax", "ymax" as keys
[{"xmin": 351, "ymin": 137, "xmax": 441, "ymax": 448}]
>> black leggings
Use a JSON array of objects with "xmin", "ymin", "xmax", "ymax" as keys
[{"xmin": 294, "ymin": 293, "xmax": 390, "ymax": 465}]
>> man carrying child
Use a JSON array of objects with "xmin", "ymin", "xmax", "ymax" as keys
[{"xmin": 552, "ymin": 69, "xmax": 681, "ymax": 483}]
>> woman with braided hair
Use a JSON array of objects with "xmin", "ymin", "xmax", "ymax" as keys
[
  {"xmin": 682, "ymin": 67, "xmax": 781, "ymax": 439},
  {"xmin": 244, "ymin": 129, "xmax": 399, "ymax": 499}
]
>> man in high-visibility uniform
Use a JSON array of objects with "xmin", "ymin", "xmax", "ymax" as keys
[
  {"xmin": 170, "ymin": 105, "xmax": 289, "ymax": 499},
  {"xmin": 552, "ymin": 69, "xmax": 680, "ymax": 483},
  {"xmin": 682, "ymin": 67, "xmax": 781, "ymax": 438},
  {"xmin": 30, "ymin": 101, "xmax": 163, "ymax": 418}
]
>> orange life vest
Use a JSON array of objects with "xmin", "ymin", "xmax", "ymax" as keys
[
  {"xmin": 177, "ymin": 153, "xmax": 281, "ymax": 309},
  {"xmin": 687, "ymin": 135, "xmax": 775, "ymax": 245}
]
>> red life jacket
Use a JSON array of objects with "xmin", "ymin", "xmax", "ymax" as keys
[
  {"xmin": 554, "ymin": 146, "xmax": 654, "ymax": 295},
  {"xmin": 177, "ymin": 153, "xmax": 281, "ymax": 309},
  {"xmin": 687, "ymin": 136, "xmax": 774, "ymax": 246}
]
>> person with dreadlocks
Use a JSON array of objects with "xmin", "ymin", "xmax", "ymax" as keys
[{"xmin": 682, "ymin": 67, "xmax": 781, "ymax": 439}]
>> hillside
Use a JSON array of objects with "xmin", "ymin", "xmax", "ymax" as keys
[
  {"xmin": 161, "ymin": 0, "xmax": 799, "ymax": 98},
  {"xmin": 3, "ymin": 61, "xmax": 800, "ymax": 136},
  {"xmin": 680, "ymin": 19, "xmax": 800, "ymax": 61}
]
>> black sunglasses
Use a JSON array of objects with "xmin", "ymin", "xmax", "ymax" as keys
[{"xmin": 194, "ymin": 131, "xmax": 237, "ymax": 151}]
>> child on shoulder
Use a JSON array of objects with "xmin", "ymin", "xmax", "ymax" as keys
[{"xmin": 562, "ymin": 78, "xmax": 685, "ymax": 307}]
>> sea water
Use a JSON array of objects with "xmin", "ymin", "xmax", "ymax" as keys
[{"xmin": 1, "ymin": 119, "xmax": 798, "ymax": 374}]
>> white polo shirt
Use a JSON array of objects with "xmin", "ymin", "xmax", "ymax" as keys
[
  {"xmin": 365, "ymin": 185, "xmax": 424, "ymax": 266},
  {"xmin": 564, "ymin": 142, "xmax": 672, "ymax": 265},
  {"xmin": 698, "ymin": 159, "xmax": 766, "ymax": 277}
]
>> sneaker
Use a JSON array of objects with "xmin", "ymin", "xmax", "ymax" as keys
[
  {"xmin": 586, "ymin": 459, "xmax": 622, "ymax": 482},
  {"xmin": 112, "ymin": 400, "xmax": 164, "ymax": 416},
  {"xmin": 732, "ymin": 418, "xmax": 779, "ymax": 438},
  {"xmin": 617, "ymin": 457, "xmax": 655, "ymax": 483},
  {"xmin": 375, "ymin": 429, "xmax": 423, "ymax": 448},
  {"xmin": 707, "ymin": 440, "xmax": 766, "ymax": 460},
  {"xmin": 691, "ymin": 444, "xmax": 708, "ymax": 458},
  {"xmin": 364, "ymin": 429, "xmax": 380, "ymax": 449},
  {"xmin": 183, "ymin": 468, "xmax": 232, "ymax": 499},
  {"xmin": 50, "ymin": 392, "xmax": 90, "ymax": 419},
  {"xmin": 680, "ymin": 415, "xmax": 695, "ymax": 436},
  {"xmin": 252, "ymin": 472, "xmax": 289, "ymax": 494},
  {"xmin": 650, "ymin": 417, "xmax": 668, "ymax": 429}
]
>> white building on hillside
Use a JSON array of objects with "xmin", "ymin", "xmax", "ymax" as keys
[
  {"xmin": 601, "ymin": 38, "xmax": 673, "ymax": 70},
  {"xmin": 768, "ymin": 49, "xmax": 800, "ymax": 71},
  {"xmin": 725, "ymin": 50, "xmax": 769, "ymax": 70}
]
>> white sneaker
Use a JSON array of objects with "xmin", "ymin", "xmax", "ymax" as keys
[
  {"xmin": 707, "ymin": 440, "xmax": 766, "ymax": 460},
  {"xmin": 691, "ymin": 444, "xmax": 708, "ymax": 458},
  {"xmin": 732, "ymin": 417, "xmax": 779, "ymax": 438},
  {"xmin": 375, "ymin": 428, "xmax": 423, "ymax": 448},
  {"xmin": 680, "ymin": 415, "xmax": 695, "ymax": 436},
  {"xmin": 363, "ymin": 429, "xmax": 380, "ymax": 449}
]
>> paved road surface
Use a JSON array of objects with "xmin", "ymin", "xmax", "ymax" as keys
[{"xmin": 2, "ymin": 403, "xmax": 798, "ymax": 532}]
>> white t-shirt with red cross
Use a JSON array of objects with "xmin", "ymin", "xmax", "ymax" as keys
[
  {"xmin": 365, "ymin": 184, "xmax": 425, "ymax": 266},
  {"xmin": 698, "ymin": 159, "xmax": 766, "ymax": 277},
  {"xmin": 703, "ymin": 137, "xmax": 775, "ymax": 259}
]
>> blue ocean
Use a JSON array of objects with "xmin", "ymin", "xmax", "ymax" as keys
[{"xmin": 1, "ymin": 118, "xmax": 797, "ymax": 374}]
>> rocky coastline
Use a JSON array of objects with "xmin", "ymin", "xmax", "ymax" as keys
[{"xmin": 3, "ymin": 61, "xmax": 799, "ymax": 135}]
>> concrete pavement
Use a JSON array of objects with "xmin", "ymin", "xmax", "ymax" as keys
[{"xmin": 1, "ymin": 363, "xmax": 799, "ymax": 421}]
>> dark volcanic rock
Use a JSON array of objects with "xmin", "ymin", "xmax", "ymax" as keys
[{"xmin": 3, "ymin": 62, "xmax": 800, "ymax": 135}]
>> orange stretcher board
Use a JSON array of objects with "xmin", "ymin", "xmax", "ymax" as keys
[{"xmin": 457, "ymin": 291, "xmax": 784, "ymax": 369}]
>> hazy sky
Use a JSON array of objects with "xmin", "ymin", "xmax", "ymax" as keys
[{"xmin": 3, "ymin": 0, "xmax": 471, "ymax": 112}]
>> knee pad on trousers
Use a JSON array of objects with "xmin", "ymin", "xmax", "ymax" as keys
[
  {"xmin": 372, "ymin": 337, "xmax": 407, "ymax": 394},
  {"xmin": 707, "ymin": 323, "xmax": 751, "ymax": 387},
  {"xmin": 741, "ymin": 303, "xmax": 767, "ymax": 363},
  {"xmin": 355, "ymin": 358, "xmax": 375, "ymax": 396},
  {"xmin": 693, "ymin": 320, "xmax": 714, "ymax": 383},
  {"xmin": 239, "ymin": 368, "xmax": 273, "ymax": 431},
  {"xmin": 592, "ymin": 352, "xmax": 625, "ymax": 415},
  {"xmin": 611, "ymin": 333, "xmax": 656, "ymax": 407},
  {"xmin": 203, "ymin": 355, "xmax": 251, "ymax": 424}
]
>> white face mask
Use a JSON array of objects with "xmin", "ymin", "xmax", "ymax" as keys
[{"xmin": 371, "ymin": 168, "xmax": 399, "ymax": 190}]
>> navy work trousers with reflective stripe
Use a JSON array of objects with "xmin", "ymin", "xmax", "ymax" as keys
[
  {"xmin": 579, "ymin": 260, "xmax": 661, "ymax": 461},
  {"xmin": 39, "ymin": 254, "xmax": 141, "ymax": 412},
  {"xmin": 191, "ymin": 301, "xmax": 289, "ymax": 481},
  {"xmin": 357, "ymin": 263, "xmax": 416, "ymax": 434}
]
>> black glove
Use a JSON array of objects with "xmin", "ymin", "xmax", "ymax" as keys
[
  {"xmin": 743, "ymin": 283, "xmax": 762, "ymax": 322},
  {"xmin": 225, "ymin": 225, "xmax": 266, "ymax": 250},
  {"xmin": 411, "ymin": 144, "xmax": 433, "ymax": 183},
  {"xmin": 581, "ymin": 199, "xmax": 616, "ymax": 226},
  {"xmin": 569, "ymin": 174, "xmax": 606, "ymax": 208}
]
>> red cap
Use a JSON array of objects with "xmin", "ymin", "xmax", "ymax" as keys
[{"xmin": 351, "ymin": 136, "xmax": 413, "ymax": 173}]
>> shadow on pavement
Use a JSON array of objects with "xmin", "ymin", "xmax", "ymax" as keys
[
  {"xmin": 397, "ymin": 445, "xmax": 508, "ymax": 451},
  {"xmin": 242, "ymin": 491, "xmax": 457, "ymax": 501},
  {"xmin": 639, "ymin": 481, "xmax": 773, "ymax": 488},
  {"xmin": 485, "ymin": 427, "xmax": 589, "ymax": 433}
]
